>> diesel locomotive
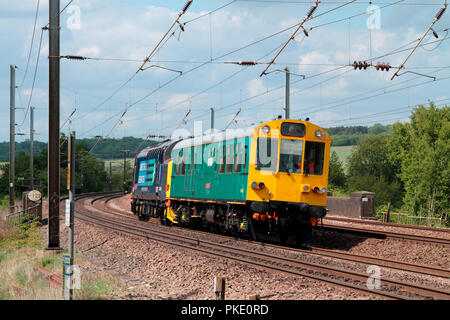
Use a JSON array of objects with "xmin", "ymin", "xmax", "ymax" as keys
[{"xmin": 131, "ymin": 119, "xmax": 331, "ymax": 243}]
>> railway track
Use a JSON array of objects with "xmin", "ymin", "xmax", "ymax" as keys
[
  {"xmin": 324, "ymin": 216, "xmax": 450, "ymax": 234},
  {"xmin": 94, "ymin": 194, "xmax": 450, "ymax": 280},
  {"xmin": 317, "ymin": 224, "xmax": 450, "ymax": 246},
  {"xmin": 75, "ymin": 193, "xmax": 450, "ymax": 300}
]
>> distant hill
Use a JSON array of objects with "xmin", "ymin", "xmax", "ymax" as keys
[
  {"xmin": 326, "ymin": 123, "xmax": 392, "ymax": 146},
  {"xmin": 0, "ymin": 136, "xmax": 158, "ymax": 162},
  {"xmin": 0, "ymin": 140, "xmax": 47, "ymax": 162},
  {"xmin": 0, "ymin": 123, "xmax": 392, "ymax": 161}
]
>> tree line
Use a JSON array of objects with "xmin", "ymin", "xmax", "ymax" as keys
[
  {"xmin": 0, "ymin": 134, "xmax": 134, "ymax": 200},
  {"xmin": 0, "ymin": 136, "xmax": 157, "ymax": 162},
  {"xmin": 328, "ymin": 103, "xmax": 449, "ymax": 226}
]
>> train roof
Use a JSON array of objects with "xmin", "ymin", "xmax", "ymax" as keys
[
  {"xmin": 172, "ymin": 119, "xmax": 330, "ymax": 150},
  {"xmin": 136, "ymin": 140, "xmax": 178, "ymax": 160},
  {"xmin": 173, "ymin": 126, "xmax": 255, "ymax": 150}
]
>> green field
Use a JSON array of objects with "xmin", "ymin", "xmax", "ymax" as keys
[
  {"xmin": 331, "ymin": 145, "xmax": 355, "ymax": 167},
  {"xmin": 104, "ymin": 158, "xmax": 134, "ymax": 174}
]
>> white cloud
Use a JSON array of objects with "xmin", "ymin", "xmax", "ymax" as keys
[
  {"xmin": 247, "ymin": 79, "xmax": 267, "ymax": 98},
  {"xmin": 77, "ymin": 46, "xmax": 100, "ymax": 57}
]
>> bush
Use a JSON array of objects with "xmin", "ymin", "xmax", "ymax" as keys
[
  {"xmin": 348, "ymin": 175, "xmax": 404, "ymax": 209},
  {"xmin": 328, "ymin": 151, "xmax": 347, "ymax": 188}
]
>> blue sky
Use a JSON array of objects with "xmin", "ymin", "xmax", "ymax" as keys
[{"xmin": 1, "ymin": 0, "xmax": 449, "ymax": 143}]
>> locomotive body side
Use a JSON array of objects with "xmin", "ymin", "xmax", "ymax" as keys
[
  {"xmin": 131, "ymin": 119, "xmax": 331, "ymax": 244},
  {"xmin": 131, "ymin": 140, "xmax": 177, "ymax": 220}
]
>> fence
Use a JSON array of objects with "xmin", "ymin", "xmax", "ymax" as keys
[
  {"xmin": 386, "ymin": 212, "xmax": 444, "ymax": 228},
  {"xmin": 6, "ymin": 202, "xmax": 42, "ymax": 226}
]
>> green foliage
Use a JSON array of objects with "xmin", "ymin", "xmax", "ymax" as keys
[
  {"xmin": 327, "ymin": 123, "xmax": 391, "ymax": 146},
  {"xmin": 326, "ymin": 126, "xmax": 369, "ymax": 135},
  {"xmin": 347, "ymin": 174, "xmax": 404, "ymax": 209},
  {"xmin": 36, "ymin": 253, "xmax": 61, "ymax": 269},
  {"xmin": 0, "ymin": 134, "xmax": 112, "ymax": 197},
  {"xmin": 328, "ymin": 151, "xmax": 347, "ymax": 188},
  {"xmin": 0, "ymin": 137, "xmax": 156, "ymax": 162},
  {"xmin": 347, "ymin": 135, "xmax": 400, "ymax": 182},
  {"xmin": 388, "ymin": 103, "xmax": 449, "ymax": 224},
  {"xmin": 0, "ymin": 221, "xmax": 43, "ymax": 249},
  {"xmin": 0, "ymin": 141, "xmax": 47, "ymax": 162},
  {"xmin": 346, "ymin": 134, "xmax": 404, "ymax": 209}
]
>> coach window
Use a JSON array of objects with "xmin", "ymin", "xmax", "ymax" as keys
[
  {"xmin": 181, "ymin": 149, "xmax": 187, "ymax": 176},
  {"xmin": 174, "ymin": 150, "xmax": 181, "ymax": 176},
  {"xmin": 226, "ymin": 143, "xmax": 234, "ymax": 173},
  {"xmin": 234, "ymin": 142, "xmax": 244, "ymax": 173},
  {"xmin": 303, "ymin": 141, "xmax": 325, "ymax": 175},
  {"xmin": 256, "ymin": 138, "xmax": 278, "ymax": 171},
  {"xmin": 218, "ymin": 144, "xmax": 226, "ymax": 174}
]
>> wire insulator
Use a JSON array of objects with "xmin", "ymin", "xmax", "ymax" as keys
[
  {"xmin": 182, "ymin": 0, "xmax": 193, "ymax": 13},
  {"xmin": 435, "ymin": 5, "xmax": 447, "ymax": 21},
  {"xmin": 64, "ymin": 55, "xmax": 87, "ymax": 60},
  {"xmin": 238, "ymin": 61, "xmax": 257, "ymax": 65},
  {"xmin": 306, "ymin": 1, "xmax": 319, "ymax": 18}
]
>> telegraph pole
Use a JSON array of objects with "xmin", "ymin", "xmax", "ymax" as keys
[
  {"xmin": 9, "ymin": 65, "xmax": 16, "ymax": 213},
  {"xmin": 109, "ymin": 161, "xmax": 113, "ymax": 192},
  {"xmin": 120, "ymin": 150, "xmax": 130, "ymax": 193},
  {"xmin": 210, "ymin": 107, "xmax": 215, "ymax": 130},
  {"xmin": 67, "ymin": 131, "xmax": 75, "ymax": 300},
  {"xmin": 284, "ymin": 66, "xmax": 290, "ymax": 119},
  {"xmin": 48, "ymin": 0, "xmax": 61, "ymax": 249},
  {"xmin": 30, "ymin": 106, "xmax": 35, "ymax": 190}
]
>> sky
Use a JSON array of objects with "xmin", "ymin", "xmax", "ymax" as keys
[{"xmin": 1, "ymin": 0, "xmax": 449, "ymax": 143}]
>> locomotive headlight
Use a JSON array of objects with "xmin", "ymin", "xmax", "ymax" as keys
[
  {"xmin": 262, "ymin": 125, "xmax": 271, "ymax": 134},
  {"xmin": 315, "ymin": 130, "xmax": 324, "ymax": 138},
  {"xmin": 251, "ymin": 182, "xmax": 258, "ymax": 189},
  {"xmin": 303, "ymin": 185, "xmax": 309, "ymax": 192},
  {"xmin": 321, "ymin": 187, "xmax": 327, "ymax": 194}
]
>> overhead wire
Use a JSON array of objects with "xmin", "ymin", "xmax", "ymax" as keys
[
  {"xmin": 75, "ymin": 0, "xmax": 446, "ymax": 141},
  {"xmin": 18, "ymin": 0, "xmax": 41, "ymax": 88},
  {"xmin": 109, "ymin": 0, "xmax": 360, "ymax": 127}
]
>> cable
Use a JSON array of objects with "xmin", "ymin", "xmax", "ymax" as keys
[
  {"xmin": 237, "ymin": 0, "xmax": 442, "ymax": 5},
  {"xmin": 118, "ymin": 0, "xmax": 361, "ymax": 124},
  {"xmin": 316, "ymin": 98, "xmax": 450, "ymax": 126},
  {"xmin": 20, "ymin": 28, "xmax": 44, "ymax": 127},
  {"xmin": 77, "ymin": 0, "xmax": 446, "ymax": 139},
  {"xmin": 74, "ymin": 1, "xmax": 198, "ymax": 123},
  {"xmin": 391, "ymin": 2, "xmax": 448, "ymax": 80},
  {"xmin": 221, "ymin": 35, "xmax": 450, "ymax": 115},
  {"xmin": 43, "ymin": 0, "xmax": 75, "ymax": 28},
  {"xmin": 291, "ymin": 66, "xmax": 450, "ymax": 116},
  {"xmin": 18, "ymin": 0, "xmax": 40, "ymax": 88},
  {"xmin": 75, "ymin": 0, "xmax": 383, "ymax": 130},
  {"xmin": 183, "ymin": 0, "xmax": 238, "ymax": 25}
]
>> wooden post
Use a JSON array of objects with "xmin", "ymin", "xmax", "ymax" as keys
[
  {"xmin": 385, "ymin": 202, "xmax": 391, "ymax": 223},
  {"xmin": 214, "ymin": 277, "xmax": 225, "ymax": 300}
]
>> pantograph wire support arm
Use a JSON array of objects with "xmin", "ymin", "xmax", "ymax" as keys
[
  {"xmin": 391, "ymin": 1, "xmax": 447, "ymax": 80},
  {"xmin": 137, "ymin": 0, "xmax": 193, "ymax": 74},
  {"xmin": 260, "ymin": 0, "xmax": 319, "ymax": 77}
]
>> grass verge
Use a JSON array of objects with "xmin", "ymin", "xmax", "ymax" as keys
[{"xmin": 0, "ymin": 218, "xmax": 124, "ymax": 300}]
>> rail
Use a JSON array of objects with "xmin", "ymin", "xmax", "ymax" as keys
[{"xmin": 77, "ymin": 193, "xmax": 450, "ymax": 300}]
